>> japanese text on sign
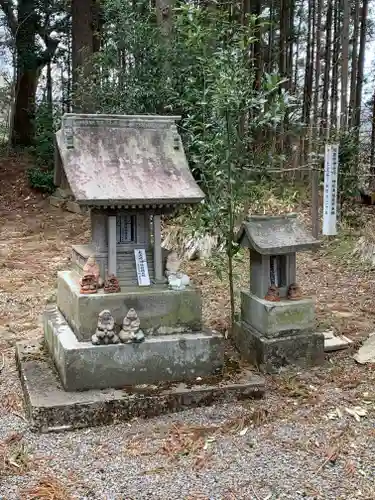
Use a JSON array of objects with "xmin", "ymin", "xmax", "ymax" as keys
[
  {"xmin": 322, "ymin": 144, "xmax": 339, "ymax": 236},
  {"xmin": 134, "ymin": 249, "xmax": 151, "ymax": 286}
]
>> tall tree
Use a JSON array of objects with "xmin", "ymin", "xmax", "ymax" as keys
[
  {"xmin": 349, "ymin": 0, "xmax": 360, "ymax": 128},
  {"xmin": 340, "ymin": 0, "xmax": 350, "ymax": 130},
  {"xmin": 354, "ymin": 0, "xmax": 369, "ymax": 133},
  {"xmin": 302, "ymin": 0, "xmax": 313, "ymax": 128},
  {"xmin": 331, "ymin": 0, "xmax": 340, "ymax": 131},
  {"xmin": 0, "ymin": 0, "xmax": 60, "ymax": 147},
  {"xmin": 321, "ymin": 0, "xmax": 332, "ymax": 138},
  {"xmin": 71, "ymin": 0, "xmax": 102, "ymax": 111}
]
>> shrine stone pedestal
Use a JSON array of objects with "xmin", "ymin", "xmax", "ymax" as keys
[
  {"xmin": 44, "ymin": 305, "xmax": 223, "ymax": 392},
  {"xmin": 232, "ymin": 214, "xmax": 325, "ymax": 373},
  {"xmin": 57, "ymin": 270, "xmax": 202, "ymax": 341}
]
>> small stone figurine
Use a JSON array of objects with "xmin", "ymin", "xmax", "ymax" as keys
[
  {"xmin": 119, "ymin": 308, "xmax": 145, "ymax": 343},
  {"xmin": 104, "ymin": 274, "xmax": 121, "ymax": 294},
  {"xmin": 165, "ymin": 251, "xmax": 181, "ymax": 276},
  {"xmin": 165, "ymin": 251, "xmax": 190, "ymax": 291},
  {"xmin": 287, "ymin": 283, "xmax": 302, "ymax": 301},
  {"xmin": 91, "ymin": 310, "xmax": 120, "ymax": 345},
  {"xmin": 80, "ymin": 274, "xmax": 98, "ymax": 294},
  {"xmin": 265, "ymin": 285, "xmax": 281, "ymax": 302},
  {"xmin": 81, "ymin": 255, "xmax": 103, "ymax": 288}
]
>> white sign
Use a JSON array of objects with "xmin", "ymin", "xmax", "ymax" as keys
[
  {"xmin": 134, "ymin": 249, "xmax": 151, "ymax": 286},
  {"xmin": 322, "ymin": 144, "xmax": 339, "ymax": 236}
]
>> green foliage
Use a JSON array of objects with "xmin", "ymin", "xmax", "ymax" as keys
[
  {"xmin": 337, "ymin": 130, "xmax": 360, "ymax": 202},
  {"xmin": 27, "ymin": 101, "xmax": 60, "ymax": 193},
  {"xmin": 27, "ymin": 167, "xmax": 55, "ymax": 193},
  {"xmin": 28, "ymin": 102, "xmax": 59, "ymax": 170},
  {"xmin": 75, "ymin": 1, "xmax": 297, "ymax": 320}
]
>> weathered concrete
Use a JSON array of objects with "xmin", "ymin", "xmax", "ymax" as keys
[
  {"xmin": 44, "ymin": 306, "xmax": 223, "ymax": 391},
  {"xmin": 16, "ymin": 338, "xmax": 265, "ymax": 433},
  {"xmin": 241, "ymin": 291, "xmax": 315, "ymax": 338},
  {"xmin": 57, "ymin": 270, "xmax": 202, "ymax": 340},
  {"xmin": 323, "ymin": 330, "xmax": 352, "ymax": 352},
  {"xmin": 353, "ymin": 333, "xmax": 375, "ymax": 364},
  {"xmin": 55, "ymin": 114, "xmax": 205, "ymax": 207},
  {"xmin": 236, "ymin": 214, "xmax": 320, "ymax": 255},
  {"xmin": 232, "ymin": 321, "xmax": 324, "ymax": 373}
]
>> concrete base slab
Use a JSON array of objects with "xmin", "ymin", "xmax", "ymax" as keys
[
  {"xmin": 43, "ymin": 306, "xmax": 224, "ymax": 391},
  {"xmin": 354, "ymin": 333, "xmax": 375, "ymax": 364},
  {"xmin": 323, "ymin": 330, "xmax": 353, "ymax": 352},
  {"xmin": 16, "ymin": 338, "xmax": 265, "ymax": 433},
  {"xmin": 58, "ymin": 270, "xmax": 202, "ymax": 340},
  {"xmin": 232, "ymin": 321, "xmax": 324, "ymax": 373}
]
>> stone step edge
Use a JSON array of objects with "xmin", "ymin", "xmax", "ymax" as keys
[{"xmin": 16, "ymin": 339, "xmax": 265, "ymax": 434}]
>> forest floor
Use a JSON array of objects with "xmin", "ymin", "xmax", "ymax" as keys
[{"xmin": 0, "ymin": 155, "xmax": 375, "ymax": 499}]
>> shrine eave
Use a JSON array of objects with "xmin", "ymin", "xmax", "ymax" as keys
[
  {"xmin": 78, "ymin": 199, "xmax": 202, "ymax": 209},
  {"xmin": 236, "ymin": 213, "xmax": 320, "ymax": 255}
]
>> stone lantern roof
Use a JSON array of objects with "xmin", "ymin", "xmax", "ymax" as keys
[
  {"xmin": 236, "ymin": 214, "xmax": 320, "ymax": 255},
  {"xmin": 55, "ymin": 114, "xmax": 205, "ymax": 208}
]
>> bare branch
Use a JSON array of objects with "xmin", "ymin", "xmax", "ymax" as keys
[{"xmin": 0, "ymin": 0, "xmax": 17, "ymax": 36}]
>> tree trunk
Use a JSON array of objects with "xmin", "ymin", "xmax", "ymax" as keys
[
  {"xmin": 279, "ymin": 0, "xmax": 287, "ymax": 84},
  {"xmin": 0, "ymin": 0, "xmax": 59, "ymax": 148},
  {"xmin": 46, "ymin": 60, "xmax": 53, "ymax": 116},
  {"xmin": 293, "ymin": 1, "xmax": 303, "ymax": 91},
  {"xmin": 354, "ymin": 0, "xmax": 369, "ymax": 133},
  {"xmin": 331, "ymin": 0, "xmax": 340, "ymax": 131},
  {"xmin": 71, "ymin": 0, "xmax": 101, "ymax": 111},
  {"xmin": 349, "ymin": 0, "xmax": 360, "ymax": 128},
  {"xmin": 340, "ymin": 0, "xmax": 350, "ymax": 130},
  {"xmin": 313, "ymin": 0, "xmax": 321, "ymax": 132},
  {"xmin": 251, "ymin": 0, "xmax": 262, "ymax": 90},
  {"xmin": 302, "ymin": 0, "xmax": 313, "ymax": 126},
  {"xmin": 321, "ymin": 0, "xmax": 332, "ymax": 138},
  {"xmin": 287, "ymin": 0, "xmax": 295, "ymax": 90},
  {"xmin": 268, "ymin": 0, "xmax": 274, "ymax": 73},
  {"xmin": 301, "ymin": 0, "xmax": 314, "ymax": 164},
  {"xmin": 310, "ymin": 0, "xmax": 320, "ymax": 238},
  {"xmin": 11, "ymin": 0, "xmax": 37, "ymax": 147},
  {"xmin": 370, "ymin": 92, "xmax": 375, "ymax": 172}
]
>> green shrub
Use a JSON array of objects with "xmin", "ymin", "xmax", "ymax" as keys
[{"xmin": 27, "ymin": 167, "xmax": 55, "ymax": 193}]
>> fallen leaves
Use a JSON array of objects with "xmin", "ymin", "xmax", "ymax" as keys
[
  {"xmin": 0, "ymin": 432, "xmax": 32, "ymax": 476},
  {"xmin": 345, "ymin": 406, "xmax": 368, "ymax": 422},
  {"xmin": 20, "ymin": 476, "xmax": 73, "ymax": 500},
  {"xmin": 158, "ymin": 409, "xmax": 268, "ymax": 468},
  {"xmin": 327, "ymin": 405, "xmax": 368, "ymax": 422},
  {"xmin": 161, "ymin": 423, "xmax": 216, "ymax": 467}
]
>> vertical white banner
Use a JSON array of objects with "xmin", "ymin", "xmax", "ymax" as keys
[
  {"xmin": 322, "ymin": 144, "xmax": 339, "ymax": 236},
  {"xmin": 134, "ymin": 249, "xmax": 151, "ymax": 286}
]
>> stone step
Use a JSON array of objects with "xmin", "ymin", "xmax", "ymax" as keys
[{"xmin": 16, "ymin": 337, "xmax": 265, "ymax": 433}]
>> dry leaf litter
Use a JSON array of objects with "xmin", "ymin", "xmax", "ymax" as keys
[{"xmin": 0, "ymin": 157, "xmax": 375, "ymax": 499}]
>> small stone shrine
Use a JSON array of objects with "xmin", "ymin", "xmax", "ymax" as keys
[
  {"xmin": 232, "ymin": 214, "xmax": 324, "ymax": 372},
  {"xmin": 18, "ymin": 113, "xmax": 229, "ymax": 395}
]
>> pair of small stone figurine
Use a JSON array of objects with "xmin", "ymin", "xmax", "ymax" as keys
[
  {"xmin": 79, "ymin": 256, "xmax": 120, "ymax": 295},
  {"xmin": 92, "ymin": 308, "xmax": 145, "ymax": 345},
  {"xmin": 265, "ymin": 283, "xmax": 302, "ymax": 302}
]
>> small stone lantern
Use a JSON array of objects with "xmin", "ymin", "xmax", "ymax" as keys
[{"xmin": 233, "ymin": 214, "xmax": 324, "ymax": 372}]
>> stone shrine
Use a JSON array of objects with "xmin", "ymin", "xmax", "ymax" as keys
[
  {"xmin": 31, "ymin": 114, "xmax": 227, "ymax": 392},
  {"xmin": 232, "ymin": 214, "xmax": 325, "ymax": 372}
]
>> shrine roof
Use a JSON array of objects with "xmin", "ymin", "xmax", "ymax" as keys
[
  {"xmin": 236, "ymin": 214, "xmax": 320, "ymax": 255},
  {"xmin": 55, "ymin": 114, "xmax": 205, "ymax": 207}
]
